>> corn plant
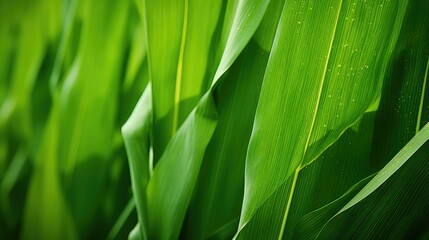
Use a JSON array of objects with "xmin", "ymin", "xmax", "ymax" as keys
[{"xmin": 0, "ymin": 0, "xmax": 429, "ymax": 239}]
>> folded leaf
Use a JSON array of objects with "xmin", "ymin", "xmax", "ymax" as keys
[
  {"xmin": 213, "ymin": 0, "xmax": 271, "ymax": 83},
  {"xmin": 122, "ymin": 84, "xmax": 153, "ymax": 240}
]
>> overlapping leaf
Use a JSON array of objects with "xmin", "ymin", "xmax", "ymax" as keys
[
  {"xmin": 122, "ymin": 84, "xmax": 153, "ymax": 239},
  {"xmin": 144, "ymin": 0, "xmax": 222, "ymax": 161},
  {"xmin": 297, "ymin": 123, "xmax": 429, "ymax": 239}
]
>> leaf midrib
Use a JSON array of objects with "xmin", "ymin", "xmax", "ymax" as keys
[
  {"xmin": 172, "ymin": 0, "xmax": 189, "ymax": 135},
  {"xmin": 416, "ymin": 57, "xmax": 429, "ymax": 133}
]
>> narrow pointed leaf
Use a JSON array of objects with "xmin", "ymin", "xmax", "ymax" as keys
[{"xmin": 213, "ymin": 0, "xmax": 271, "ymax": 83}]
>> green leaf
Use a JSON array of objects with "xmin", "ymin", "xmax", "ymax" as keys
[
  {"xmin": 296, "ymin": 1, "xmax": 429, "ymax": 236},
  {"xmin": 239, "ymin": 1, "xmax": 409, "ymax": 236},
  {"xmin": 146, "ymin": 92, "xmax": 218, "ymax": 240},
  {"xmin": 144, "ymin": 0, "xmax": 223, "ymax": 160},
  {"xmin": 122, "ymin": 84, "xmax": 153, "ymax": 240},
  {"xmin": 212, "ymin": 0, "xmax": 271, "ymax": 84}
]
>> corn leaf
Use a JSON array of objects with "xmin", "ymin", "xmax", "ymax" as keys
[
  {"xmin": 295, "ymin": 1, "xmax": 429, "ymax": 236},
  {"xmin": 213, "ymin": 0, "xmax": 271, "ymax": 83},
  {"xmin": 122, "ymin": 84, "xmax": 153, "ymax": 240},
  {"xmin": 239, "ymin": 1, "xmax": 408, "ymax": 237},
  {"xmin": 144, "ymin": 0, "xmax": 222, "ymax": 160},
  {"xmin": 146, "ymin": 92, "xmax": 217, "ymax": 239}
]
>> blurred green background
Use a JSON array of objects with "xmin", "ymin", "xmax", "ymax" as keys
[{"xmin": 0, "ymin": 0, "xmax": 147, "ymax": 238}]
